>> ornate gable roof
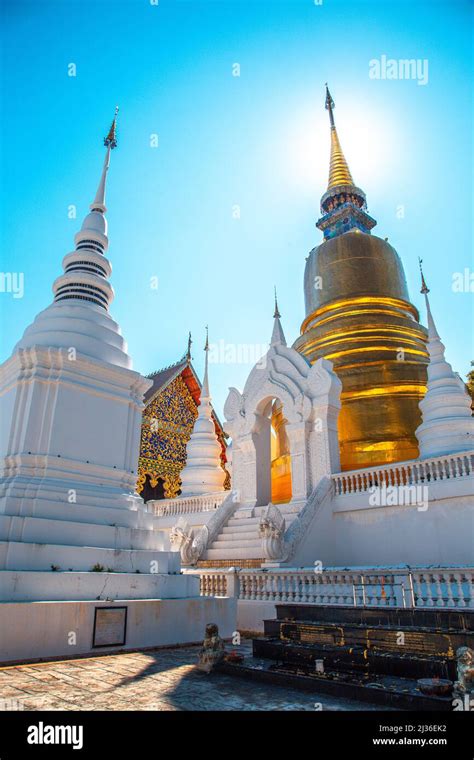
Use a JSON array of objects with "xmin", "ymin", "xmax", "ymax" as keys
[{"xmin": 144, "ymin": 355, "xmax": 226, "ymax": 436}]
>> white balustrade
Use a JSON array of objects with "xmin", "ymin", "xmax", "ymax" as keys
[
  {"xmin": 332, "ymin": 451, "xmax": 473, "ymax": 497},
  {"xmin": 148, "ymin": 491, "xmax": 228, "ymax": 517},
  {"xmin": 184, "ymin": 566, "xmax": 474, "ymax": 609},
  {"xmin": 199, "ymin": 572, "xmax": 228, "ymax": 597}
]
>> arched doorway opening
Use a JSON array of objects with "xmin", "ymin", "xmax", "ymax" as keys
[
  {"xmin": 141, "ymin": 475, "xmax": 165, "ymax": 502},
  {"xmin": 270, "ymin": 399, "xmax": 292, "ymax": 504},
  {"xmin": 254, "ymin": 398, "xmax": 292, "ymax": 506}
]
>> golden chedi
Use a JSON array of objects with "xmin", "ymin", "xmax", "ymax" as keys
[{"xmin": 293, "ymin": 87, "xmax": 429, "ymax": 471}]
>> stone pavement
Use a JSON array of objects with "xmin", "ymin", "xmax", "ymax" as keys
[{"xmin": 0, "ymin": 643, "xmax": 388, "ymax": 711}]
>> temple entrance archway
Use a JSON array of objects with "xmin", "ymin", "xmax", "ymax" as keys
[{"xmin": 223, "ymin": 322, "xmax": 342, "ymax": 510}]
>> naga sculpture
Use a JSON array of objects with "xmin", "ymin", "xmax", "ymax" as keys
[
  {"xmin": 169, "ymin": 517, "xmax": 208, "ymax": 566},
  {"xmin": 259, "ymin": 504, "xmax": 286, "ymax": 561}
]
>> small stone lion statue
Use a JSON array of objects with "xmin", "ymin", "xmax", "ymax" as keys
[
  {"xmin": 196, "ymin": 623, "xmax": 225, "ymax": 674},
  {"xmin": 454, "ymin": 646, "xmax": 474, "ymax": 695}
]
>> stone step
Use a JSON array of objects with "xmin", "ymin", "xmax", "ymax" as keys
[
  {"xmin": 264, "ymin": 620, "xmax": 473, "ymax": 657},
  {"xmin": 0, "ymin": 540, "xmax": 179, "ymax": 575},
  {"xmin": 220, "ymin": 530, "xmax": 258, "ymax": 541},
  {"xmin": 0, "ymin": 514, "xmax": 165, "ymax": 552},
  {"xmin": 253, "ymin": 637, "xmax": 458, "ymax": 681},
  {"xmin": 225, "ymin": 515, "xmax": 297, "ymax": 530},
  {"xmin": 222, "ymin": 523, "xmax": 259, "ymax": 534},
  {"xmin": 0, "ymin": 492, "xmax": 157, "ymax": 532},
  {"xmin": 219, "ymin": 658, "xmax": 453, "ymax": 711},
  {"xmin": 204, "ymin": 501, "xmax": 301, "ymax": 564},
  {"xmin": 273, "ymin": 604, "xmax": 474, "ymax": 630},
  {"xmin": 211, "ymin": 537, "xmax": 262, "ymax": 548},
  {"xmin": 252, "ymin": 505, "xmax": 302, "ymax": 516},
  {"xmin": 204, "ymin": 546, "xmax": 265, "ymax": 560},
  {"xmin": 226, "ymin": 518, "xmax": 260, "ymax": 528},
  {"xmin": 0, "ymin": 569, "xmax": 199, "ymax": 603}
]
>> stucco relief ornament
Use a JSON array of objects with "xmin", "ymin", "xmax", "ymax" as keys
[
  {"xmin": 169, "ymin": 518, "xmax": 208, "ymax": 565},
  {"xmin": 454, "ymin": 646, "xmax": 474, "ymax": 695},
  {"xmin": 259, "ymin": 504, "xmax": 286, "ymax": 561},
  {"xmin": 223, "ymin": 387, "xmax": 246, "ymax": 437}
]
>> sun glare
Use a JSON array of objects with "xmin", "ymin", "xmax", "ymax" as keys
[{"xmin": 285, "ymin": 100, "xmax": 399, "ymax": 193}]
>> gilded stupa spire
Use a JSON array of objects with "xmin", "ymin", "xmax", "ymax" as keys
[
  {"xmin": 317, "ymin": 86, "xmax": 376, "ymax": 240},
  {"xmin": 325, "ymin": 85, "xmax": 354, "ymax": 189}
]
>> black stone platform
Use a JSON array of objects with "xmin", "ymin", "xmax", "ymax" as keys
[{"xmin": 221, "ymin": 604, "xmax": 473, "ymax": 710}]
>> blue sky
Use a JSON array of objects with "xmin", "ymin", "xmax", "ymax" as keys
[{"xmin": 1, "ymin": 0, "xmax": 472, "ymax": 417}]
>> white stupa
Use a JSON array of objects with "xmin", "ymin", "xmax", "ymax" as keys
[
  {"xmin": 0, "ymin": 112, "xmax": 235, "ymax": 663},
  {"xmin": 179, "ymin": 329, "xmax": 225, "ymax": 496},
  {"xmin": 415, "ymin": 260, "xmax": 473, "ymax": 458},
  {"xmin": 0, "ymin": 111, "xmax": 183, "ymax": 591}
]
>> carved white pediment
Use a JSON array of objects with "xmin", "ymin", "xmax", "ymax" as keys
[
  {"xmin": 223, "ymin": 328, "xmax": 342, "ymax": 504},
  {"xmin": 225, "ymin": 344, "xmax": 341, "ymax": 434},
  {"xmin": 306, "ymin": 358, "xmax": 342, "ymax": 408}
]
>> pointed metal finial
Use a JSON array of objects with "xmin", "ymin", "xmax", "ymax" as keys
[
  {"xmin": 104, "ymin": 106, "xmax": 119, "ymax": 149},
  {"xmin": 186, "ymin": 331, "xmax": 192, "ymax": 362},
  {"xmin": 273, "ymin": 287, "xmax": 281, "ymax": 319},
  {"xmin": 418, "ymin": 257, "xmax": 430, "ymax": 294},
  {"xmin": 325, "ymin": 84, "xmax": 335, "ymax": 128},
  {"xmin": 201, "ymin": 326, "xmax": 210, "ymax": 398}
]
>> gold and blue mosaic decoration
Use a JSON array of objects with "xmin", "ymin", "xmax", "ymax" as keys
[
  {"xmin": 137, "ymin": 373, "xmax": 230, "ymax": 498},
  {"xmin": 137, "ymin": 375, "xmax": 198, "ymax": 498}
]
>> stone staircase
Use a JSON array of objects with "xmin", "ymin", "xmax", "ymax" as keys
[
  {"xmin": 198, "ymin": 503, "xmax": 301, "ymax": 567},
  {"xmin": 221, "ymin": 603, "xmax": 474, "ymax": 710}
]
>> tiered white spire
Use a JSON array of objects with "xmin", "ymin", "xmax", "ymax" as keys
[
  {"xmin": 271, "ymin": 288, "xmax": 287, "ymax": 347},
  {"xmin": 15, "ymin": 108, "xmax": 132, "ymax": 369},
  {"xmin": 415, "ymin": 260, "xmax": 473, "ymax": 458},
  {"xmin": 180, "ymin": 328, "xmax": 225, "ymax": 496},
  {"xmin": 53, "ymin": 106, "xmax": 119, "ymax": 311}
]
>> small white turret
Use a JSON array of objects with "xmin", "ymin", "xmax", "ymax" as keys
[
  {"xmin": 180, "ymin": 328, "xmax": 225, "ymax": 496},
  {"xmin": 415, "ymin": 259, "xmax": 473, "ymax": 458},
  {"xmin": 271, "ymin": 287, "xmax": 287, "ymax": 347}
]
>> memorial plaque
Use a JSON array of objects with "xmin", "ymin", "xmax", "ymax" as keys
[{"xmin": 93, "ymin": 606, "xmax": 128, "ymax": 648}]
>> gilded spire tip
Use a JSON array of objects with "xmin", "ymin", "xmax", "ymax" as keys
[{"xmin": 324, "ymin": 85, "xmax": 355, "ymax": 190}]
